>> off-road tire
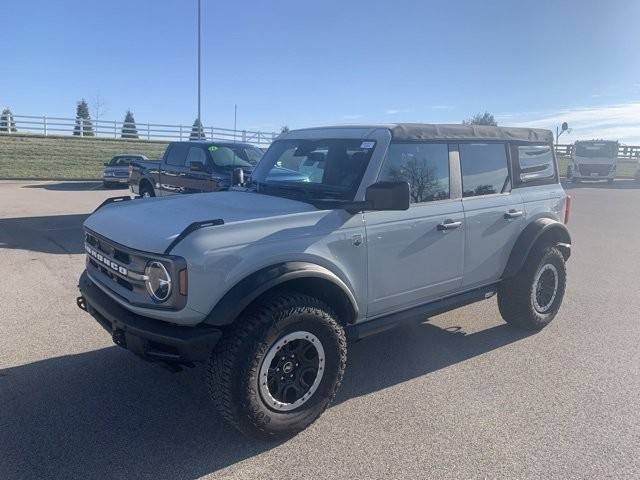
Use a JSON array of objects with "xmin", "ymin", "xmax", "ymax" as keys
[
  {"xmin": 498, "ymin": 246, "xmax": 566, "ymax": 330},
  {"xmin": 207, "ymin": 291, "xmax": 347, "ymax": 438}
]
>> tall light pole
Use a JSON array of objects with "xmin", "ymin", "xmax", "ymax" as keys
[
  {"xmin": 234, "ymin": 104, "xmax": 237, "ymax": 142},
  {"xmin": 197, "ymin": 0, "xmax": 202, "ymax": 127}
]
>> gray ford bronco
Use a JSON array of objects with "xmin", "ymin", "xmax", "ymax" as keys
[{"xmin": 77, "ymin": 124, "xmax": 571, "ymax": 437}]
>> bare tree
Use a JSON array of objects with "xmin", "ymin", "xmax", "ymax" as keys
[
  {"xmin": 92, "ymin": 93, "xmax": 108, "ymax": 132},
  {"xmin": 463, "ymin": 111, "xmax": 498, "ymax": 126}
]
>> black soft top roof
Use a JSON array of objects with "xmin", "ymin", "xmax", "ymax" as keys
[{"xmin": 389, "ymin": 123, "xmax": 553, "ymax": 144}]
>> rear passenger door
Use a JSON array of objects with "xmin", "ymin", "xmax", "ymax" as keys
[
  {"xmin": 364, "ymin": 142, "xmax": 465, "ymax": 318},
  {"xmin": 159, "ymin": 143, "xmax": 190, "ymax": 195},
  {"xmin": 458, "ymin": 142, "xmax": 525, "ymax": 289}
]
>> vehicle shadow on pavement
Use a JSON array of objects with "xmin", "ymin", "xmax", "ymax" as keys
[
  {"xmin": 0, "ymin": 214, "xmax": 88, "ymax": 254},
  {"xmin": 0, "ymin": 321, "xmax": 532, "ymax": 479},
  {"xmin": 338, "ymin": 321, "xmax": 533, "ymax": 402},
  {"xmin": 22, "ymin": 181, "xmax": 108, "ymax": 191}
]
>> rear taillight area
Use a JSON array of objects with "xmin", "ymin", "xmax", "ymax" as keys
[{"xmin": 564, "ymin": 195, "xmax": 572, "ymax": 224}]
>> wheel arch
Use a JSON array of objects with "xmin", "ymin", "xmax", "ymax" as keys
[
  {"xmin": 502, "ymin": 217, "xmax": 571, "ymax": 279},
  {"xmin": 139, "ymin": 177, "xmax": 153, "ymax": 191},
  {"xmin": 203, "ymin": 262, "xmax": 359, "ymax": 327}
]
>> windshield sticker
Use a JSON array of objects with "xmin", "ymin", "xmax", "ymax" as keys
[
  {"xmin": 360, "ymin": 141, "xmax": 375, "ymax": 149},
  {"xmin": 208, "ymin": 146, "xmax": 218, "ymax": 153}
]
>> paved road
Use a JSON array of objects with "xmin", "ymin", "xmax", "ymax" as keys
[{"xmin": 1, "ymin": 180, "xmax": 639, "ymax": 479}]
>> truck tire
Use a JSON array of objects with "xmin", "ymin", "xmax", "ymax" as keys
[
  {"xmin": 207, "ymin": 291, "xmax": 347, "ymax": 438},
  {"xmin": 498, "ymin": 246, "xmax": 566, "ymax": 330},
  {"xmin": 140, "ymin": 182, "xmax": 155, "ymax": 198}
]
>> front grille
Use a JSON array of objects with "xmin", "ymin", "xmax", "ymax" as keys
[
  {"xmin": 86, "ymin": 232, "xmax": 131, "ymax": 265},
  {"xmin": 579, "ymin": 164, "xmax": 612, "ymax": 176}
]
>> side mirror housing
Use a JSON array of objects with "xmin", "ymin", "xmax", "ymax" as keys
[
  {"xmin": 232, "ymin": 167, "xmax": 245, "ymax": 186},
  {"xmin": 365, "ymin": 181, "xmax": 410, "ymax": 211},
  {"xmin": 103, "ymin": 162, "xmax": 109, "ymax": 167},
  {"xmin": 190, "ymin": 161, "xmax": 205, "ymax": 172}
]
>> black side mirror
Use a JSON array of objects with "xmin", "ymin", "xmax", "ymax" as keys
[
  {"xmin": 190, "ymin": 161, "xmax": 205, "ymax": 172},
  {"xmin": 103, "ymin": 162, "xmax": 109, "ymax": 167},
  {"xmin": 365, "ymin": 181, "xmax": 410, "ymax": 211},
  {"xmin": 232, "ymin": 167, "xmax": 245, "ymax": 186}
]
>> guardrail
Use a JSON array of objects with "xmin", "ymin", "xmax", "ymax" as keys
[
  {"xmin": 555, "ymin": 143, "xmax": 640, "ymax": 160},
  {"xmin": 0, "ymin": 114, "xmax": 277, "ymax": 147}
]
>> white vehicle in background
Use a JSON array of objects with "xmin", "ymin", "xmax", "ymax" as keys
[{"xmin": 567, "ymin": 140, "xmax": 619, "ymax": 184}]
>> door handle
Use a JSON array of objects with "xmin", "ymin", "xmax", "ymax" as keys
[
  {"xmin": 437, "ymin": 220, "xmax": 462, "ymax": 231},
  {"xmin": 504, "ymin": 209, "xmax": 524, "ymax": 219}
]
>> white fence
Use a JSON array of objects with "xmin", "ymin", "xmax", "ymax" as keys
[{"xmin": 0, "ymin": 114, "xmax": 277, "ymax": 147}]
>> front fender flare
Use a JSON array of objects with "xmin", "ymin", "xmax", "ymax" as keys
[
  {"xmin": 502, "ymin": 218, "xmax": 571, "ymax": 279},
  {"xmin": 203, "ymin": 262, "xmax": 359, "ymax": 326}
]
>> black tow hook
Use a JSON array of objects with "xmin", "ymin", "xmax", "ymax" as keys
[{"xmin": 76, "ymin": 296, "xmax": 87, "ymax": 311}]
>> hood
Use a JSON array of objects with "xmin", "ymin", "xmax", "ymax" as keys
[{"xmin": 84, "ymin": 191, "xmax": 317, "ymax": 253}]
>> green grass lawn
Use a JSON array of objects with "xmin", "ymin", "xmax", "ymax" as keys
[{"xmin": 0, "ymin": 133, "xmax": 166, "ymax": 179}]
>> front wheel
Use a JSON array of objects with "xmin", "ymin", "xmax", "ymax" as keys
[
  {"xmin": 498, "ymin": 246, "xmax": 567, "ymax": 330},
  {"xmin": 139, "ymin": 182, "xmax": 155, "ymax": 198},
  {"xmin": 207, "ymin": 291, "xmax": 347, "ymax": 438}
]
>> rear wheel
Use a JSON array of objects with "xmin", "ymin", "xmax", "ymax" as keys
[
  {"xmin": 207, "ymin": 291, "xmax": 347, "ymax": 438},
  {"xmin": 498, "ymin": 246, "xmax": 566, "ymax": 330}
]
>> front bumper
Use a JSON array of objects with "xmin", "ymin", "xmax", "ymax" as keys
[
  {"xmin": 78, "ymin": 270, "xmax": 221, "ymax": 363},
  {"xmin": 103, "ymin": 176, "xmax": 129, "ymax": 184}
]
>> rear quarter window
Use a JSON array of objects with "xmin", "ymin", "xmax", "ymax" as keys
[{"xmin": 513, "ymin": 144, "xmax": 557, "ymax": 186}]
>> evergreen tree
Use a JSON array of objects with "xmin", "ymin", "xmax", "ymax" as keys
[
  {"xmin": 73, "ymin": 99, "xmax": 94, "ymax": 136},
  {"xmin": 121, "ymin": 110, "xmax": 139, "ymax": 139},
  {"xmin": 190, "ymin": 118, "xmax": 205, "ymax": 140},
  {"xmin": 0, "ymin": 108, "xmax": 17, "ymax": 132}
]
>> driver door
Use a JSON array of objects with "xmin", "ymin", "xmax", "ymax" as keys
[{"xmin": 364, "ymin": 142, "xmax": 465, "ymax": 318}]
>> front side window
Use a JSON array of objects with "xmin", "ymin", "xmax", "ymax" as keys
[
  {"xmin": 185, "ymin": 147, "xmax": 206, "ymax": 167},
  {"xmin": 515, "ymin": 144, "xmax": 556, "ymax": 183},
  {"xmin": 251, "ymin": 139, "xmax": 376, "ymax": 201},
  {"xmin": 378, "ymin": 143, "xmax": 449, "ymax": 203},
  {"xmin": 459, "ymin": 143, "xmax": 510, "ymax": 197}
]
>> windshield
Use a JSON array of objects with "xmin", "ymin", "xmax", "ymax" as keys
[
  {"xmin": 251, "ymin": 138, "xmax": 376, "ymax": 201},
  {"xmin": 575, "ymin": 142, "xmax": 617, "ymax": 158}
]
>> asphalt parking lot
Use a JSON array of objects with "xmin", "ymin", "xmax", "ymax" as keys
[{"xmin": 1, "ymin": 179, "xmax": 639, "ymax": 479}]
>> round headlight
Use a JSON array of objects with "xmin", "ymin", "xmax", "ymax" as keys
[{"xmin": 145, "ymin": 261, "xmax": 172, "ymax": 302}]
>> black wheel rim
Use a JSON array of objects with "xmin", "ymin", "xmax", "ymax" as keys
[
  {"xmin": 259, "ymin": 331, "xmax": 325, "ymax": 412},
  {"xmin": 533, "ymin": 264, "xmax": 559, "ymax": 313}
]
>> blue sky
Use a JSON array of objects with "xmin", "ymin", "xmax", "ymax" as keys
[{"xmin": 3, "ymin": 0, "xmax": 640, "ymax": 142}]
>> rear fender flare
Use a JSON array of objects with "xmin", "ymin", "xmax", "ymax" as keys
[{"xmin": 502, "ymin": 218, "xmax": 571, "ymax": 279}]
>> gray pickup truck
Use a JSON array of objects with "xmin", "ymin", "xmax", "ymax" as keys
[
  {"xmin": 129, "ymin": 140, "xmax": 264, "ymax": 197},
  {"xmin": 78, "ymin": 124, "xmax": 571, "ymax": 438}
]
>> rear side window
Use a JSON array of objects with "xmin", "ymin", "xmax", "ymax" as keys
[
  {"xmin": 514, "ymin": 144, "xmax": 556, "ymax": 184},
  {"xmin": 459, "ymin": 143, "xmax": 510, "ymax": 197},
  {"xmin": 378, "ymin": 143, "xmax": 450, "ymax": 203},
  {"xmin": 165, "ymin": 143, "xmax": 190, "ymax": 166}
]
